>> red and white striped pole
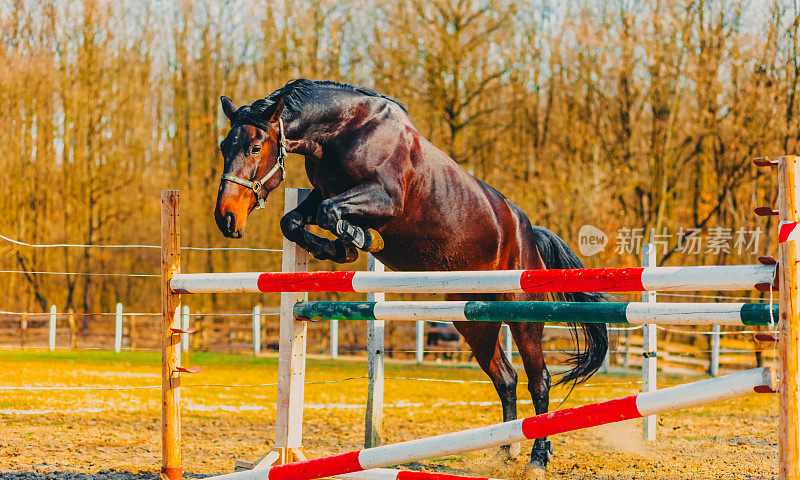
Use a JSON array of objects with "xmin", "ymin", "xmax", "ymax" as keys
[
  {"xmin": 204, "ymin": 367, "xmax": 774, "ymax": 480},
  {"xmin": 337, "ymin": 468, "xmax": 503, "ymax": 480},
  {"xmin": 170, "ymin": 264, "xmax": 775, "ymax": 294}
]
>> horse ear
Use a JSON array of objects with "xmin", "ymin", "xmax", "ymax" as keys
[
  {"xmin": 269, "ymin": 97, "xmax": 285, "ymax": 123},
  {"xmin": 220, "ymin": 96, "xmax": 237, "ymax": 124}
]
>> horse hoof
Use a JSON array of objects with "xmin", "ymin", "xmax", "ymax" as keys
[
  {"xmin": 505, "ymin": 442, "xmax": 521, "ymax": 459},
  {"xmin": 495, "ymin": 443, "xmax": 521, "ymax": 461},
  {"xmin": 363, "ymin": 228, "xmax": 384, "ymax": 252},
  {"xmin": 523, "ymin": 462, "xmax": 547, "ymax": 480},
  {"xmin": 331, "ymin": 240, "xmax": 359, "ymax": 263}
]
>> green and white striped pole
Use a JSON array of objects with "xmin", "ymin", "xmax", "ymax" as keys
[{"xmin": 294, "ymin": 301, "xmax": 777, "ymax": 327}]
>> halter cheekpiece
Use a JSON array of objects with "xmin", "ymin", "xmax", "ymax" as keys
[{"xmin": 221, "ymin": 118, "xmax": 287, "ymax": 209}]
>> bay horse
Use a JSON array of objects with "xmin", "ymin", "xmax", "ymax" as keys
[{"xmin": 214, "ymin": 79, "xmax": 607, "ymax": 475}]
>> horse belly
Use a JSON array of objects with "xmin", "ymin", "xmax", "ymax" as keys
[{"xmin": 375, "ymin": 222, "xmax": 503, "ymax": 272}]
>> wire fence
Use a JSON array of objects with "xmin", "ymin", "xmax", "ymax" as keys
[
  {"xmin": 0, "ymin": 232, "xmax": 283, "ymax": 280},
  {"xmin": 0, "ymin": 310, "xmax": 279, "ymax": 316},
  {"xmin": 0, "ymin": 374, "xmax": 648, "ymax": 393},
  {"xmin": 0, "ymin": 233, "xmax": 283, "ymax": 252},
  {"xmin": 0, "ymin": 231, "xmax": 781, "ymax": 381},
  {"xmin": 0, "ymin": 375, "xmax": 369, "ymax": 392}
]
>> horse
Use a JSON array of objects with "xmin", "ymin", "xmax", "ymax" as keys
[{"xmin": 213, "ymin": 79, "xmax": 607, "ymax": 475}]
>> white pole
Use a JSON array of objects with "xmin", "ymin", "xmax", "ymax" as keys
[
  {"xmin": 365, "ymin": 254, "xmax": 385, "ymax": 448},
  {"xmin": 710, "ymin": 324, "xmax": 720, "ymax": 377},
  {"xmin": 115, "ymin": 302, "xmax": 123, "ymax": 353},
  {"xmin": 415, "ymin": 321, "xmax": 424, "ymax": 364},
  {"xmin": 503, "ymin": 324, "xmax": 513, "ymax": 363},
  {"xmin": 641, "ymin": 243, "xmax": 657, "ymax": 442},
  {"xmin": 181, "ymin": 305, "xmax": 190, "ymax": 353},
  {"xmin": 330, "ymin": 319, "xmax": 339, "ymax": 360},
  {"xmin": 48, "ymin": 305, "xmax": 56, "ymax": 351},
  {"xmin": 253, "ymin": 305, "xmax": 261, "ymax": 356}
]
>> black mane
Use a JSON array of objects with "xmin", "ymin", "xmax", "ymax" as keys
[{"xmin": 233, "ymin": 79, "xmax": 407, "ymax": 129}]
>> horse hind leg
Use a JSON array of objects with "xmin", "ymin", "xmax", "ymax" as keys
[
  {"xmin": 508, "ymin": 321, "xmax": 553, "ymax": 476},
  {"xmin": 450, "ymin": 319, "xmax": 520, "ymax": 460}
]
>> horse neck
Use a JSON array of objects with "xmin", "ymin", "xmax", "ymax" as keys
[{"xmin": 282, "ymin": 95, "xmax": 361, "ymax": 146}]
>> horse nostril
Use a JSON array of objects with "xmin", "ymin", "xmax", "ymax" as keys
[{"xmin": 225, "ymin": 212, "xmax": 236, "ymax": 234}]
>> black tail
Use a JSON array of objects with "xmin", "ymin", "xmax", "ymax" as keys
[{"xmin": 531, "ymin": 226, "xmax": 608, "ymax": 386}]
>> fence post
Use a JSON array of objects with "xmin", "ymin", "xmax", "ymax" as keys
[
  {"xmin": 130, "ymin": 314, "xmax": 138, "ymax": 351},
  {"xmin": 641, "ymin": 243, "xmax": 657, "ymax": 442},
  {"xmin": 623, "ymin": 329, "xmax": 631, "ymax": 368},
  {"xmin": 252, "ymin": 305, "xmax": 261, "ymax": 356},
  {"xmin": 160, "ymin": 190, "xmax": 182, "ymax": 480},
  {"xmin": 49, "ymin": 305, "xmax": 57, "ymax": 351},
  {"xmin": 115, "ymin": 302, "xmax": 123, "ymax": 353},
  {"xmin": 20, "ymin": 313, "xmax": 27, "ymax": 347},
  {"xmin": 710, "ymin": 325, "xmax": 720, "ymax": 376},
  {"xmin": 68, "ymin": 310, "xmax": 77, "ymax": 349},
  {"xmin": 415, "ymin": 321, "xmax": 424, "ymax": 363},
  {"xmin": 503, "ymin": 324, "xmax": 513, "ymax": 363},
  {"xmin": 181, "ymin": 305, "xmax": 190, "ymax": 353},
  {"xmin": 330, "ymin": 319, "xmax": 338, "ymax": 360},
  {"xmin": 365, "ymin": 254, "xmax": 385, "ymax": 448},
  {"xmin": 777, "ymin": 155, "xmax": 800, "ymax": 480}
]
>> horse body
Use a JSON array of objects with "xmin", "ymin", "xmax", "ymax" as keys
[
  {"xmin": 298, "ymin": 98, "xmax": 517, "ymax": 272},
  {"xmin": 214, "ymin": 80, "xmax": 607, "ymax": 474}
]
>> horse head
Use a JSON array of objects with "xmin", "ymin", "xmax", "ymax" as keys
[{"xmin": 214, "ymin": 96, "xmax": 286, "ymax": 238}]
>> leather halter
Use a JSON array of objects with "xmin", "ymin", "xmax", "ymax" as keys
[{"xmin": 220, "ymin": 119, "xmax": 287, "ymax": 209}]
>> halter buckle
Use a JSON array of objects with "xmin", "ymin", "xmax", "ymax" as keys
[{"xmin": 252, "ymin": 181, "xmax": 266, "ymax": 209}]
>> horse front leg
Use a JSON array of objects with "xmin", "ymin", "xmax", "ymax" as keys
[
  {"xmin": 280, "ymin": 189, "xmax": 358, "ymax": 263},
  {"xmin": 315, "ymin": 182, "xmax": 398, "ymax": 253}
]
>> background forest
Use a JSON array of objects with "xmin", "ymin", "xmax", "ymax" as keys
[{"xmin": 1, "ymin": 0, "xmax": 798, "ymax": 316}]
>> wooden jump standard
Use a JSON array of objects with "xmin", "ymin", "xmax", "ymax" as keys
[
  {"xmin": 203, "ymin": 368, "xmax": 775, "ymax": 480},
  {"xmin": 776, "ymin": 156, "xmax": 800, "ymax": 480},
  {"xmin": 294, "ymin": 301, "xmax": 778, "ymax": 326}
]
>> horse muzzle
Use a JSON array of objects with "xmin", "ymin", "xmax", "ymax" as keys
[
  {"xmin": 214, "ymin": 211, "xmax": 241, "ymax": 238},
  {"xmin": 215, "ymin": 182, "xmax": 256, "ymax": 238}
]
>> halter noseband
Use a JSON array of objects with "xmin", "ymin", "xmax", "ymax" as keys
[{"xmin": 221, "ymin": 118, "xmax": 287, "ymax": 209}]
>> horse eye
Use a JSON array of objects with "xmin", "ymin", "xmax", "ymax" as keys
[{"xmin": 250, "ymin": 145, "xmax": 261, "ymax": 155}]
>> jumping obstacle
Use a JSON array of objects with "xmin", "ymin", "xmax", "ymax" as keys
[
  {"xmin": 206, "ymin": 368, "xmax": 775, "ymax": 480},
  {"xmin": 294, "ymin": 301, "xmax": 778, "ymax": 326},
  {"xmin": 161, "ymin": 157, "xmax": 800, "ymax": 480},
  {"xmin": 170, "ymin": 264, "xmax": 775, "ymax": 294}
]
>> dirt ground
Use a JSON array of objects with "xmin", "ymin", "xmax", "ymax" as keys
[{"xmin": 0, "ymin": 350, "xmax": 778, "ymax": 480}]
